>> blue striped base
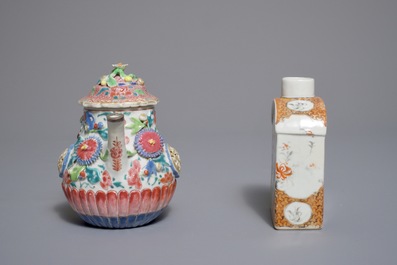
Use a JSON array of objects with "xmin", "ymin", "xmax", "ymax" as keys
[{"xmin": 77, "ymin": 209, "xmax": 165, "ymax": 228}]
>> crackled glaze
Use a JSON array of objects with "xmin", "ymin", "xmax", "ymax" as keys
[
  {"xmin": 271, "ymin": 78, "xmax": 326, "ymax": 230},
  {"xmin": 58, "ymin": 64, "xmax": 181, "ymax": 228}
]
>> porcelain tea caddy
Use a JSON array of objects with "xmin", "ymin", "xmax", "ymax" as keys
[
  {"xmin": 271, "ymin": 77, "xmax": 327, "ymax": 229},
  {"xmin": 57, "ymin": 63, "xmax": 181, "ymax": 228}
]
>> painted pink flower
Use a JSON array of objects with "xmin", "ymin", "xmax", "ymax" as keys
[
  {"xmin": 100, "ymin": 170, "xmax": 112, "ymax": 190},
  {"xmin": 128, "ymin": 160, "xmax": 142, "ymax": 189},
  {"xmin": 125, "ymin": 136, "xmax": 130, "ymax": 144}
]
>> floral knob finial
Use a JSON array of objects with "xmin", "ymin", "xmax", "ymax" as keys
[
  {"xmin": 99, "ymin": 63, "xmax": 138, "ymax": 87},
  {"xmin": 112, "ymin": 62, "xmax": 128, "ymax": 70}
]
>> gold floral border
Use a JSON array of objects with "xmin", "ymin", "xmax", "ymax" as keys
[
  {"xmin": 274, "ymin": 97, "xmax": 327, "ymax": 126},
  {"xmin": 273, "ymin": 187, "xmax": 324, "ymax": 229}
]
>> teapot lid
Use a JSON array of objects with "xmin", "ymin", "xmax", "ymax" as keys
[{"xmin": 79, "ymin": 63, "xmax": 159, "ymax": 108}]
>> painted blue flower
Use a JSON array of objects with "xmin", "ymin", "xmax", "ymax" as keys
[
  {"xmin": 144, "ymin": 160, "xmax": 157, "ymax": 180},
  {"xmin": 84, "ymin": 111, "xmax": 96, "ymax": 131}
]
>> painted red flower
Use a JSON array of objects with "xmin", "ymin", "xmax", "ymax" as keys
[
  {"xmin": 128, "ymin": 160, "xmax": 142, "ymax": 189},
  {"xmin": 63, "ymin": 170, "xmax": 72, "ymax": 184},
  {"xmin": 110, "ymin": 137, "xmax": 123, "ymax": 171},
  {"xmin": 110, "ymin": 142, "xmax": 122, "ymax": 159},
  {"xmin": 160, "ymin": 172, "xmax": 173, "ymax": 184},
  {"xmin": 276, "ymin": 162, "xmax": 293, "ymax": 180},
  {"xmin": 110, "ymin": 86, "xmax": 132, "ymax": 98},
  {"xmin": 100, "ymin": 170, "xmax": 112, "ymax": 190}
]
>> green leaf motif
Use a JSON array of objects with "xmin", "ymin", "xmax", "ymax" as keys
[
  {"xmin": 152, "ymin": 177, "xmax": 158, "ymax": 186},
  {"xmin": 126, "ymin": 117, "xmax": 145, "ymax": 134},
  {"xmin": 127, "ymin": 150, "xmax": 137, "ymax": 157},
  {"xmin": 134, "ymin": 89, "xmax": 145, "ymax": 95},
  {"xmin": 69, "ymin": 165, "xmax": 85, "ymax": 182},
  {"xmin": 97, "ymin": 129, "xmax": 108, "ymax": 140},
  {"xmin": 119, "ymin": 71, "xmax": 127, "ymax": 78},
  {"xmin": 113, "ymin": 182, "xmax": 124, "ymax": 188},
  {"xmin": 86, "ymin": 167, "xmax": 101, "ymax": 184},
  {"xmin": 80, "ymin": 182, "xmax": 94, "ymax": 189},
  {"xmin": 98, "ymin": 112, "xmax": 112, "ymax": 117},
  {"xmin": 107, "ymin": 76, "xmax": 117, "ymax": 87},
  {"xmin": 100, "ymin": 150, "xmax": 109, "ymax": 161},
  {"xmin": 153, "ymin": 154, "xmax": 169, "ymax": 166},
  {"xmin": 110, "ymin": 67, "xmax": 127, "ymax": 78},
  {"xmin": 147, "ymin": 113, "xmax": 154, "ymax": 127}
]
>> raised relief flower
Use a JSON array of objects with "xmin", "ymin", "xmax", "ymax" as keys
[
  {"xmin": 134, "ymin": 128, "xmax": 164, "ymax": 158},
  {"xmin": 78, "ymin": 170, "xmax": 87, "ymax": 181},
  {"xmin": 100, "ymin": 170, "xmax": 112, "ymax": 190},
  {"xmin": 276, "ymin": 162, "xmax": 292, "ymax": 180},
  {"xmin": 76, "ymin": 136, "xmax": 103, "ymax": 166},
  {"xmin": 128, "ymin": 160, "xmax": 142, "ymax": 189}
]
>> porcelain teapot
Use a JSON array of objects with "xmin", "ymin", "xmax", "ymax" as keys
[{"xmin": 57, "ymin": 63, "xmax": 181, "ymax": 228}]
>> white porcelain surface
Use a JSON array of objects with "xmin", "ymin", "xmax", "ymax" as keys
[{"xmin": 282, "ymin": 77, "xmax": 314, "ymax": 98}]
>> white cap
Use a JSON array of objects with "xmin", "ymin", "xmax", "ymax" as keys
[{"xmin": 282, "ymin": 77, "xmax": 315, "ymax": 98}]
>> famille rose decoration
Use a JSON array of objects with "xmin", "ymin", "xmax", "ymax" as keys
[
  {"xmin": 57, "ymin": 63, "xmax": 181, "ymax": 228},
  {"xmin": 271, "ymin": 77, "xmax": 327, "ymax": 229}
]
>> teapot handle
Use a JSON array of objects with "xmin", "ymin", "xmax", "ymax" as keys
[
  {"xmin": 166, "ymin": 145, "xmax": 181, "ymax": 178},
  {"xmin": 58, "ymin": 149, "xmax": 68, "ymax": 178},
  {"xmin": 57, "ymin": 144, "xmax": 74, "ymax": 178}
]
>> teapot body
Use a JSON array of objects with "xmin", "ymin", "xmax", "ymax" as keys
[{"xmin": 57, "ymin": 64, "xmax": 180, "ymax": 228}]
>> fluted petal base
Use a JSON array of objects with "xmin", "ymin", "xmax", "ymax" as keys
[
  {"xmin": 78, "ymin": 209, "xmax": 165, "ymax": 228},
  {"xmin": 61, "ymin": 180, "xmax": 177, "ymax": 229}
]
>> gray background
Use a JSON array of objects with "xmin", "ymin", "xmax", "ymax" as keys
[{"xmin": 0, "ymin": 0, "xmax": 396, "ymax": 264}]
